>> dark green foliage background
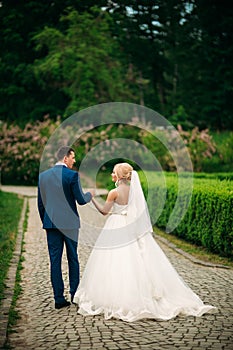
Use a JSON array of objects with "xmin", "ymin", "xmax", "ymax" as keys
[{"xmin": 1, "ymin": 0, "xmax": 232, "ymax": 129}]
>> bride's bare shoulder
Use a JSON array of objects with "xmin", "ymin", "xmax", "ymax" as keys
[{"xmin": 106, "ymin": 189, "xmax": 118, "ymax": 202}]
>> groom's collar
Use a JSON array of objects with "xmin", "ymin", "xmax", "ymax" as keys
[{"xmin": 55, "ymin": 161, "xmax": 67, "ymax": 167}]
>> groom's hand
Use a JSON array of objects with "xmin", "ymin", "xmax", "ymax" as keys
[{"xmin": 88, "ymin": 189, "xmax": 95, "ymax": 197}]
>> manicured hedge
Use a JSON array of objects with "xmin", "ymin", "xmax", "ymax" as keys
[{"xmin": 141, "ymin": 172, "xmax": 233, "ymax": 258}]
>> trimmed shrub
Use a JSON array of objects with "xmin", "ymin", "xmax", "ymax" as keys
[{"xmin": 141, "ymin": 172, "xmax": 233, "ymax": 258}]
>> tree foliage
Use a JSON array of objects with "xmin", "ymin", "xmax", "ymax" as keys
[
  {"xmin": 0, "ymin": 0, "xmax": 232, "ymax": 129},
  {"xmin": 33, "ymin": 8, "xmax": 136, "ymax": 116}
]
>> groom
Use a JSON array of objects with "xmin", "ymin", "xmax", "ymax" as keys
[{"xmin": 38, "ymin": 146, "xmax": 93, "ymax": 309}]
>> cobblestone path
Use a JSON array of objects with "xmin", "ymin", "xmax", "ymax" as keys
[{"xmin": 4, "ymin": 189, "xmax": 233, "ymax": 350}]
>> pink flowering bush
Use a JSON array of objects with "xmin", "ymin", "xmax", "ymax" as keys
[
  {"xmin": 177, "ymin": 125, "xmax": 217, "ymax": 171},
  {"xmin": 140, "ymin": 125, "xmax": 217, "ymax": 172},
  {"xmin": 0, "ymin": 116, "xmax": 220, "ymax": 185},
  {"xmin": 0, "ymin": 116, "xmax": 60, "ymax": 184}
]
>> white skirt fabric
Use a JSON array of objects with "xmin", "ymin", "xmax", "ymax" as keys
[{"xmin": 74, "ymin": 206, "xmax": 216, "ymax": 322}]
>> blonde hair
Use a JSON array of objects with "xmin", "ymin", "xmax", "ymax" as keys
[{"xmin": 114, "ymin": 163, "xmax": 133, "ymax": 181}]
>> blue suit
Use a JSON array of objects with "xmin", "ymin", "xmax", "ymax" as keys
[{"xmin": 38, "ymin": 165, "xmax": 91, "ymax": 303}]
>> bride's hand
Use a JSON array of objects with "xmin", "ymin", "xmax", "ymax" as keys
[{"xmin": 88, "ymin": 188, "xmax": 96, "ymax": 197}]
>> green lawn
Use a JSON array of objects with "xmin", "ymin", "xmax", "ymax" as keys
[{"xmin": 0, "ymin": 191, "xmax": 23, "ymax": 306}]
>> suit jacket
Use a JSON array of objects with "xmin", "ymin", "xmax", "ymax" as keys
[{"xmin": 38, "ymin": 165, "xmax": 91, "ymax": 230}]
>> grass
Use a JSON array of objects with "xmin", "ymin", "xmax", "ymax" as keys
[
  {"xmin": 154, "ymin": 226, "xmax": 233, "ymax": 268},
  {"xmin": 6, "ymin": 256, "xmax": 25, "ymax": 333},
  {"xmin": 7, "ymin": 201, "xmax": 28, "ymax": 331},
  {"xmin": 0, "ymin": 191, "xmax": 23, "ymax": 306}
]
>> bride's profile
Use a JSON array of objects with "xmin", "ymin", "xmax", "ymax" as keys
[{"xmin": 73, "ymin": 162, "xmax": 216, "ymax": 322}]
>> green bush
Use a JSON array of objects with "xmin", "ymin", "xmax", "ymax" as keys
[
  {"xmin": 141, "ymin": 172, "xmax": 233, "ymax": 258},
  {"xmin": 200, "ymin": 131, "xmax": 233, "ymax": 173}
]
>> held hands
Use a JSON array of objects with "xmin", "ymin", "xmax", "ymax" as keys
[{"xmin": 88, "ymin": 189, "xmax": 96, "ymax": 197}]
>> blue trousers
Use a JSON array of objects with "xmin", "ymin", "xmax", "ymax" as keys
[{"xmin": 46, "ymin": 229, "xmax": 79, "ymax": 304}]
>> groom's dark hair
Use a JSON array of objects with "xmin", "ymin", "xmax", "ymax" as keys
[{"xmin": 56, "ymin": 146, "xmax": 75, "ymax": 161}]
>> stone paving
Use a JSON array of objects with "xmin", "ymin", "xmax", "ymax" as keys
[{"xmin": 2, "ymin": 187, "xmax": 233, "ymax": 349}]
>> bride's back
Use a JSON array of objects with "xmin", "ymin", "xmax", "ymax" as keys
[{"xmin": 115, "ymin": 184, "xmax": 130, "ymax": 205}]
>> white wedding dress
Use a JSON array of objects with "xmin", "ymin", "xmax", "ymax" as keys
[{"xmin": 74, "ymin": 172, "xmax": 216, "ymax": 322}]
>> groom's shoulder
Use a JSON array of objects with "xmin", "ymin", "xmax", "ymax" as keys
[
  {"xmin": 39, "ymin": 167, "xmax": 53, "ymax": 177},
  {"xmin": 39, "ymin": 166, "xmax": 78, "ymax": 179},
  {"xmin": 62, "ymin": 166, "xmax": 79, "ymax": 178},
  {"xmin": 39, "ymin": 165, "xmax": 66, "ymax": 177}
]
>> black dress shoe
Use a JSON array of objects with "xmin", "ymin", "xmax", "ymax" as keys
[{"xmin": 55, "ymin": 300, "xmax": 71, "ymax": 309}]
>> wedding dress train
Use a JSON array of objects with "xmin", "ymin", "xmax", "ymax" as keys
[{"xmin": 74, "ymin": 172, "xmax": 216, "ymax": 322}]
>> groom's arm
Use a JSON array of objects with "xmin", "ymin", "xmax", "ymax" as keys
[
  {"xmin": 37, "ymin": 183, "xmax": 45, "ymax": 223},
  {"xmin": 71, "ymin": 172, "xmax": 92, "ymax": 205}
]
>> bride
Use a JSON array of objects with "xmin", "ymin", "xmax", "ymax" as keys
[{"xmin": 74, "ymin": 163, "xmax": 216, "ymax": 322}]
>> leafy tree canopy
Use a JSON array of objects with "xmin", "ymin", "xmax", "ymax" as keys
[
  {"xmin": 33, "ymin": 7, "xmax": 137, "ymax": 117},
  {"xmin": 0, "ymin": 0, "xmax": 232, "ymax": 129}
]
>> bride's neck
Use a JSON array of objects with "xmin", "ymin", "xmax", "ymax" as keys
[{"xmin": 116, "ymin": 179, "xmax": 130, "ymax": 187}]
